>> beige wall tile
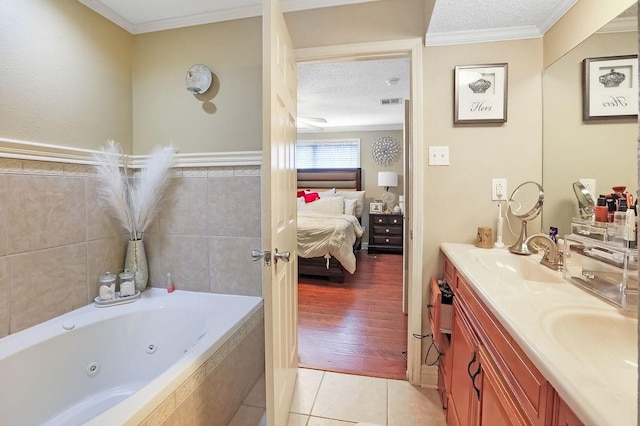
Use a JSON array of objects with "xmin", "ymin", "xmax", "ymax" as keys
[
  {"xmin": 87, "ymin": 236, "xmax": 128, "ymax": 301},
  {"xmin": 86, "ymin": 178, "xmax": 128, "ymax": 241},
  {"xmin": 159, "ymin": 235, "xmax": 209, "ymax": 292},
  {"xmin": 9, "ymin": 243, "xmax": 87, "ymax": 332},
  {"xmin": 208, "ymin": 237, "xmax": 262, "ymax": 296},
  {"xmin": 7, "ymin": 175, "xmax": 86, "ymax": 254},
  {"xmin": 144, "ymin": 231, "xmax": 164, "ymax": 288},
  {"xmin": 0, "ymin": 257, "xmax": 8, "ymax": 338},
  {"xmin": 0, "ymin": 175, "xmax": 7, "ymax": 256},
  {"xmin": 208, "ymin": 176, "xmax": 261, "ymax": 237},
  {"xmin": 161, "ymin": 177, "xmax": 207, "ymax": 236}
]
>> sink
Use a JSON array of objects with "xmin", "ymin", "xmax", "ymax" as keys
[
  {"xmin": 472, "ymin": 250, "xmax": 565, "ymax": 284},
  {"xmin": 541, "ymin": 307, "xmax": 637, "ymax": 385}
]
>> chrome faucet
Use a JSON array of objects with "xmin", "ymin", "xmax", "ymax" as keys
[{"xmin": 524, "ymin": 234, "xmax": 564, "ymax": 271}]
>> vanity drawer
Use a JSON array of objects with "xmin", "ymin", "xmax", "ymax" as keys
[
  {"xmin": 456, "ymin": 275, "xmax": 552, "ymax": 425},
  {"xmin": 428, "ymin": 278, "xmax": 453, "ymax": 344}
]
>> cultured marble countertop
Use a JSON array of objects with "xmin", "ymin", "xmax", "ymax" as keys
[{"xmin": 441, "ymin": 243, "xmax": 638, "ymax": 426}]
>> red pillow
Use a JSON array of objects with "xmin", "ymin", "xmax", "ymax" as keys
[
  {"xmin": 297, "ymin": 190, "xmax": 306, "ymax": 198},
  {"xmin": 303, "ymin": 192, "xmax": 320, "ymax": 203}
]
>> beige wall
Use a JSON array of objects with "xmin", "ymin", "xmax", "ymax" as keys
[
  {"xmin": 0, "ymin": 0, "xmax": 133, "ymax": 151},
  {"xmin": 543, "ymin": 31, "xmax": 637, "ymax": 235},
  {"xmin": 285, "ymin": 0, "xmax": 427, "ymax": 49},
  {"xmin": 422, "ymin": 38, "xmax": 544, "ymax": 286},
  {"xmin": 543, "ymin": 0, "xmax": 635, "ymax": 67},
  {"xmin": 297, "ymin": 129, "xmax": 405, "ymax": 241},
  {"xmin": 132, "ymin": 18, "xmax": 262, "ymax": 154}
]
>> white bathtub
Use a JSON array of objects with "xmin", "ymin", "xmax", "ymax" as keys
[{"xmin": 0, "ymin": 288, "xmax": 263, "ymax": 426}]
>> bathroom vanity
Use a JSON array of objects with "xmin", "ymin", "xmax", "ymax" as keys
[{"xmin": 434, "ymin": 243, "xmax": 637, "ymax": 426}]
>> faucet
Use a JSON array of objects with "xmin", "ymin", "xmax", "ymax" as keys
[{"xmin": 524, "ymin": 234, "xmax": 564, "ymax": 271}]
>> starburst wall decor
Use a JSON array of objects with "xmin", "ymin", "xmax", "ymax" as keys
[{"xmin": 372, "ymin": 136, "xmax": 401, "ymax": 167}]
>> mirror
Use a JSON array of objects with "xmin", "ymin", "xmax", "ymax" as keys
[
  {"xmin": 508, "ymin": 181, "xmax": 544, "ymax": 255},
  {"xmin": 542, "ymin": 4, "xmax": 638, "ymax": 238},
  {"xmin": 572, "ymin": 181, "xmax": 595, "ymax": 219}
]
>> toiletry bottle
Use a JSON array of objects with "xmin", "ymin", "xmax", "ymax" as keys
[
  {"xmin": 624, "ymin": 207, "xmax": 636, "ymax": 248},
  {"xmin": 614, "ymin": 200, "xmax": 627, "ymax": 240},
  {"xmin": 166, "ymin": 272, "xmax": 175, "ymax": 293},
  {"xmin": 595, "ymin": 195, "xmax": 608, "ymax": 222},
  {"xmin": 607, "ymin": 199, "xmax": 616, "ymax": 222}
]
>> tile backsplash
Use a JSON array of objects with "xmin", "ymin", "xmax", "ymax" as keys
[{"xmin": 0, "ymin": 159, "xmax": 262, "ymax": 337}]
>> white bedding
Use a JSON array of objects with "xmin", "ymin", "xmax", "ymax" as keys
[{"xmin": 297, "ymin": 211, "xmax": 364, "ymax": 274}]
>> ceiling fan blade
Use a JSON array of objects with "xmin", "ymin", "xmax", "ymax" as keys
[{"xmin": 298, "ymin": 116, "xmax": 327, "ymax": 124}]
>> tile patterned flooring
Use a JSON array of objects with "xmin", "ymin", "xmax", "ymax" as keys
[{"xmin": 229, "ymin": 368, "xmax": 446, "ymax": 425}]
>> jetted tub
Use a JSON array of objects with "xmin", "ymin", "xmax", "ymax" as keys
[{"xmin": 0, "ymin": 288, "xmax": 264, "ymax": 426}]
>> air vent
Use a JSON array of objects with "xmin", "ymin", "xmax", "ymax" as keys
[{"xmin": 380, "ymin": 98, "xmax": 403, "ymax": 105}]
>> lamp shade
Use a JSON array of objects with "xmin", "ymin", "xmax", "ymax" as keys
[{"xmin": 378, "ymin": 171, "xmax": 398, "ymax": 188}]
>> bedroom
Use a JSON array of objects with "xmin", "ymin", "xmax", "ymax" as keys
[{"xmin": 294, "ymin": 57, "xmax": 411, "ymax": 379}]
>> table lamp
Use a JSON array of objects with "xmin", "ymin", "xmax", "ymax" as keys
[{"xmin": 378, "ymin": 171, "xmax": 398, "ymax": 212}]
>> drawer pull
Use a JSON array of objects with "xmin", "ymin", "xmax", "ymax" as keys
[
  {"xmin": 385, "ymin": 229, "xmax": 390, "ymax": 233},
  {"xmin": 385, "ymin": 238, "xmax": 390, "ymax": 242}
]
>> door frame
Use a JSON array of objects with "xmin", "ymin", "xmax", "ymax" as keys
[{"xmin": 295, "ymin": 38, "xmax": 424, "ymax": 385}]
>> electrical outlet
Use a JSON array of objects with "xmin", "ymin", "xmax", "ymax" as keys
[
  {"xmin": 579, "ymin": 178, "xmax": 596, "ymax": 202},
  {"xmin": 492, "ymin": 179, "xmax": 507, "ymax": 201}
]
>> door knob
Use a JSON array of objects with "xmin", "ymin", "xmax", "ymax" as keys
[
  {"xmin": 251, "ymin": 249, "xmax": 271, "ymax": 265},
  {"xmin": 274, "ymin": 249, "xmax": 290, "ymax": 263}
]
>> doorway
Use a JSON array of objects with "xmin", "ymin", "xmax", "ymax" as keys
[{"xmin": 294, "ymin": 39, "xmax": 424, "ymax": 385}]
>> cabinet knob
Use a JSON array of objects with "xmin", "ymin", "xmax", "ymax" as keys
[
  {"xmin": 385, "ymin": 229, "xmax": 390, "ymax": 233},
  {"xmin": 385, "ymin": 238, "xmax": 390, "ymax": 242}
]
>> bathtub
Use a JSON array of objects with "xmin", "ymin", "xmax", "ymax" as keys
[{"xmin": 0, "ymin": 288, "xmax": 264, "ymax": 426}]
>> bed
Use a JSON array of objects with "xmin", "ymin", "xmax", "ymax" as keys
[{"xmin": 297, "ymin": 168, "xmax": 365, "ymax": 283}]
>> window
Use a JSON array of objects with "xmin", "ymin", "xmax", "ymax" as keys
[{"xmin": 295, "ymin": 139, "xmax": 360, "ymax": 168}]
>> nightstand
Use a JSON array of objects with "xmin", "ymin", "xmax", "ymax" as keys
[{"xmin": 368, "ymin": 213, "xmax": 403, "ymax": 254}]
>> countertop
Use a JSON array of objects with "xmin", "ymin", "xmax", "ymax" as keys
[{"xmin": 441, "ymin": 243, "xmax": 637, "ymax": 426}]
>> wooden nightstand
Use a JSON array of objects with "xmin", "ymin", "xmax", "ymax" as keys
[{"xmin": 368, "ymin": 213, "xmax": 403, "ymax": 254}]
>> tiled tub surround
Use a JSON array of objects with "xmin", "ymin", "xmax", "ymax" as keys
[
  {"xmin": 0, "ymin": 288, "xmax": 264, "ymax": 425},
  {"xmin": 0, "ymin": 158, "xmax": 262, "ymax": 337}
]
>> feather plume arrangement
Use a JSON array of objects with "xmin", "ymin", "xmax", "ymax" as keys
[{"xmin": 92, "ymin": 140, "xmax": 175, "ymax": 241}]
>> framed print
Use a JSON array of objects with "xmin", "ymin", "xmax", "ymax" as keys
[
  {"xmin": 583, "ymin": 55, "xmax": 638, "ymax": 121},
  {"xmin": 454, "ymin": 63, "xmax": 508, "ymax": 124},
  {"xmin": 369, "ymin": 202, "xmax": 383, "ymax": 213}
]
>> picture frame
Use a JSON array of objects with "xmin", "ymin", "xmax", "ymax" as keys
[
  {"xmin": 369, "ymin": 202, "xmax": 383, "ymax": 213},
  {"xmin": 454, "ymin": 63, "xmax": 508, "ymax": 124},
  {"xmin": 582, "ymin": 55, "xmax": 638, "ymax": 121}
]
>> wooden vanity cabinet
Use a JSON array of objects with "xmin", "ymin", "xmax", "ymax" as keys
[{"xmin": 441, "ymin": 258, "xmax": 557, "ymax": 426}]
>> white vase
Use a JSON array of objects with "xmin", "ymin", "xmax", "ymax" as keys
[{"xmin": 125, "ymin": 239, "xmax": 149, "ymax": 292}]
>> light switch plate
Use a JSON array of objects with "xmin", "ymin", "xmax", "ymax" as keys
[{"xmin": 429, "ymin": 146, "xmax": 450, "ymax": 166}]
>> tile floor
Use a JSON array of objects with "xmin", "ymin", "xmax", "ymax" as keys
[{"xmin": 229, "ymin": 368, "xmax": 447, "ymax": 426}]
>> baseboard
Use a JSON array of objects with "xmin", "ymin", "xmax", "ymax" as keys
[{"xmin": 420, "ymin": 364, "xmax": 439, "ymax": 389}]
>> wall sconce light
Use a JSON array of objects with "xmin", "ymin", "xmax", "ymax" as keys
[{"xmin": 185, "ymin": 64, "xmax": 212, "ymax": 95}]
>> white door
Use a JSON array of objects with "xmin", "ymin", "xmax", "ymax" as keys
[{"xmin": 262, "ymin": 0, "xmax": 298, "ymax": 425}]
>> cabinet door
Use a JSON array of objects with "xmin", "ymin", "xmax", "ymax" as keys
[
  {"xmin": 553, "ymin": 394, "xmax": 584, "ymax": 426},
  {"xmin": 478, "ymin": 345, "xmax": 528, "ymax": 426},
  {"xmin": 449, "ymin": 301, "xmax": 481, "ymax": 425}
]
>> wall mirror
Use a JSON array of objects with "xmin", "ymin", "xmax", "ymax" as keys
[{"xmin": 542, "ymin": 3, "xmax": 638, "ymax": 237}]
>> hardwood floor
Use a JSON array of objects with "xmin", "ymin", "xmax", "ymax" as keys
[{"xmin": 297, "ymin": 250, "xmax": 408, "ymax": 380}]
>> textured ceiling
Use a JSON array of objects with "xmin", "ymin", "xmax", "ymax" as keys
[
  {"xmin": 297, "ymin": 58, "xmax": 410, "ymax": 132},
  {"xmin": 428, "ymin": 0, "xmax": 562, "ymax": 33}
]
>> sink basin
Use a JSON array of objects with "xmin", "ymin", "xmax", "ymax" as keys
[
  {"xmin": 541, "ymin": 307, "xmax": 637, "ymax": 384},
  {"xmin": 472, "ymin": 250, "xmax": 565, "ymax": 284}
]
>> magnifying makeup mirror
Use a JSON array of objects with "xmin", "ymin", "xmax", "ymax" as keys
[
  {"xmin": 572, "ymin": 181, "xmax": 595, "ymax": 219},
  {"xmin": 508, "ymin": 181, "xmax": 544, "ymax": 255}
]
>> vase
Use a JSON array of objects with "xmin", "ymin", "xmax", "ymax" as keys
[{"xmin": 125, "ymin": 239, "xmax": 149, "ymax": 292}]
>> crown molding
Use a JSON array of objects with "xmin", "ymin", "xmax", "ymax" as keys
[
  {"xmin": 536, "ymin": 0, "xmax": 578, "ymax": 34},
  {"xmin": 78, "ymin": 0, "xmax": 134, "ymax": 33},
  {"xmin": 598, "ymin": 16, "xmax": 638, "ymax": 34},
  {"xmin": 0, "ymin": 138, "xmax": 262, "ymax": 168},
  {"xmin": 81, "ymin": 0, "xmax": 379, "ymax": 34},
  {"xmin": 426, "ymin": 25, "xmax": 541, "ymax": 47}
]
